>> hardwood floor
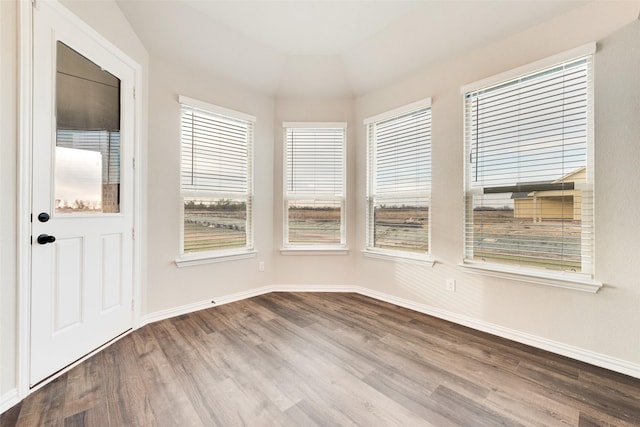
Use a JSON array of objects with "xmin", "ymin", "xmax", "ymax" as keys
[{"xmin": 2, "ymin": 292, "xmax": 640, "ymax": 426}]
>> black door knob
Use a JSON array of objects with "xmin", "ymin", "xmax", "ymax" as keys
[
  {"xmin": 37, "ymin": 234, "xmax": 56, "ymax": 245},
  {"xmin": 38, "ymin": 212, "xmax": 50, "ymax": 222}
]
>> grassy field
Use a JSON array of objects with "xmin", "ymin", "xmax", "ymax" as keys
[
  {"xmin": 373, "ymin": 207, "xmax": 428, "ymax": 252},
  {"xmin": 183, "ymin": 206, "xmax": 582, "ymax": 271},
  {"xmin": 288, "ymin": 207, "xmax": 341, "ymax": 244},
  {"xmin": 471, "ymin": 210, "xmax": 582, "ymax": 271},
  {"xmin": 184, "ymin": 208, "xmax": 247, "ymax": 252}
]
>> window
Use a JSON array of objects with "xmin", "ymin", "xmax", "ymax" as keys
[
  {"xmin": 179, "ymin": 96, "xmax": 254, "ymax": 256},
  {"xmin": 463, "ymin": 46, "xmax": 595, "ymax": 282},
  {"xmin": 365, "ymin": 99, "xmax": 432, "ymax": 256},
  {"xmin": 283, "ymin": 123, "xmax": 346, "ymax": 247}
]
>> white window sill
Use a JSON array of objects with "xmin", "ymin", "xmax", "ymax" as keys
[
  {"xmin": 362, "ymin": 249, "xmax": 436, "ymax": 267},
  {"xmin": 175, "ymin": 250, "xmax": 257, "ymax": 268},
  {"xmin": 457, "ymin": 261, "xmax": 602, "ymax": 293},
  {"xmin": 280, "ymin": 247, "xmax": 349, "ymax": 256}
]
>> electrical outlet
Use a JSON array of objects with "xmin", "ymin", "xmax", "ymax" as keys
[
  {"xmin": 259, "ymin": 261, "xmax": 265, "ymax": 272},
  {"xmin": 446, "ymin": 278, "xmax": 456, "ymax": 292}
]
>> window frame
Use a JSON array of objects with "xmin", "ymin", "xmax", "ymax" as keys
[
  {"xmin": 363, "ymin": 98, "xmax": 434, "ymax": 263},
  {"xmin": 175, "ymin": 95, "xmax": 256, "ymax": 267},
  {"xmin": 282, "ymin": 122, "xmax": 347, "ymax": 252},
  {"xmin": 459, "ymin": 43, "xmax": 602, "ymax": 292}
]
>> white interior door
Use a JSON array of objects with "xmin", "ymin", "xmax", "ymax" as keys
[{"xmin": 30, "ymin": 1, "xmax": 135, "ymax": 386}]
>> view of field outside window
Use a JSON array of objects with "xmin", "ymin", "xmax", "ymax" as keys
[
  {"xmin": 183, "ymin": 197, "xmax": 247, "ymax": 252},
  {"xmin": 285, "ymin": 126, "xmax": 345, "ymax": 246},
  {"xmin": 465, "ymin": 56, "xmax": 592, "ymax": 273},
  {"xmin": 367, "ymin": 105, "xmax": 431, "ymax": 254},
  {"xmin": 287, "ymin": 200, "xmax": 342, "ymax": 244},
  {"xmin": 181, "ymin": 101, "xmax": 253, "ymax": 254},
  {"xmin": 373, "ymin": 199, "xmax": 429, "ymax": 252}
]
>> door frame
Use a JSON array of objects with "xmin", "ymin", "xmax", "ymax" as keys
[{"xmin": 17, "ymin": 0, "xmax": 145, "ymax": 398}]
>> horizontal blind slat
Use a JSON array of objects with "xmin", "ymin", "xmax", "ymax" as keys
[{"xmin": 464, "ymin": 54, "xmax": 593, "ymax": 274}]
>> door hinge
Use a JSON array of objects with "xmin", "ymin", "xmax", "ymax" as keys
[
  {"xmin": 133, "ymin": 87, "xmax": 136, "ymax": 99},
  {"xmin": 132, "ymin": 157, "xmax": 135, "ymax": 170},
  {"xmin": 132, "ymin": 228, "xmax": 135, "ymax": 240}
]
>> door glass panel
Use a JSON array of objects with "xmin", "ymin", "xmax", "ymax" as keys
[{"xmin": 54, "ymin": 42, "xmax": 121, "ymax": 214}]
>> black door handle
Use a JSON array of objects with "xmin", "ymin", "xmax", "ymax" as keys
[
  {"xmin": 38, "ymin": 212, "xmax": 50, "ymax": 222},
  {"xmin": 37, "ymin": 234, "xmax": 56, "ymax": 245}
]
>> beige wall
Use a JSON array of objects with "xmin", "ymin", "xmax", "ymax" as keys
[
  {"xmin": 1, "ymin": 0, "xmax": 18, "ymax": 399},
  {"xmin": 3, "ymin": 0, "xmax": 640, "ymax": 409},
  {"xmin": 354, "ymin": 4, "xmax": 640, "ymax": 366},
  {"xmin": 146, "ymin": 56, "xmax": 275, "ymax": 314},
  {"xmin": 0, "ymin": 0, "xmax": 149, "ymax": 403},
  {"xmin": 272, "ymin": 97, "xmax": 357, "ymax": 286}
]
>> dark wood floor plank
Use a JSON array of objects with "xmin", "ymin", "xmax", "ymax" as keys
[
  {"xmin": 3, "ymin": 292, "xmax": 640, "ymax": 427},
  {"xmin": 484, "ymin": 382, "xmax": 580, "ymax": 426},
  {"xmin": 516, "ymin": 361, "xmax": 640, "ymax": 426},
  {"xmin": 431, "ymin": 384, "xmax": 525, "ymax": 427},
  {"xmin": 61, "ymin": 352, "xmax": 105, "ymax": 419},
  {"xmin": 0, "ymin": 402, "xmax": 22, "ymax": 427},
  {"xmin": 362, "ymin": 367, "xmax": 461, "ymax": 427},
  {"xmin": 14, "ymin": 374, "xmax": 68, "ymax": 427},
  {"xmin": 129, "ymin": 323, "xmax": 204, "ymax": 426},
  {"xmin": 102, "ymin": 336, "xmax": 157, "ymax": 427}
]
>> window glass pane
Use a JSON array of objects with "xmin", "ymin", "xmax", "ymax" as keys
[
  {"xmin": 464, "ymin": 56, "xmax": 592, "ymax": 273},
  {"xmin": 468, "ymin": 191, "xmax": 584, "ymax": 271},
  {"xmin": 287, "ymin": 200, "xmax": 341, "ymax": 245},
  {"xmin": 184, "ymin": 197, "xmax": 247, "ymax": 253},
  {"xmin": 373, "ymin": 197, "xmax": 429, "ymax": 253},
  {"xmin": 285, "ymin": 128, "xmax": 344, "ymax": 197},
  {"xmin": 180, "ymin": 100, "xmax": 253, "ymax": 254},
  {"xmin": 181, "ymin": 109, "xmax": 249, "ymax": 193},
  {"xmin": 367, "ymin": 105, "xmax": 431, "ymax": 254},
  {"xmin": 54, "ymin": 42, "xmax": 121, "ymax": 214},
  {"xmin": 284, "ymin": 125, "xmax": 345, "ymax": 246}
]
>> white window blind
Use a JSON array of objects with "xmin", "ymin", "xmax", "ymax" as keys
[
  {"xmin": 463, "ymin": 55, "xmax": 593, "ymax": 275},
  {"xmin": 284, "ymin": 124, "xmax": 346, "ymax": 246},
  {"xmin": 366, "ymin": 102, "xmax": 431, "ymax": 254},
  {"xmin": 180, "ymin": 98, "xmax": 254, "ymax": 254}
]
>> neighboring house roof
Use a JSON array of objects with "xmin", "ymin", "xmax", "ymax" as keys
[{"xmin": 553, "ymin": 166, "xmax": 586, "ymax": 184}]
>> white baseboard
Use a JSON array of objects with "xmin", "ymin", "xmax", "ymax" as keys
[
  {"xmin": 141, "ymin": 285, "xmax": 275, "ymax": 325},
  {"xmin": 140, "ymin": 284, "xmax": 639, "ymax": 379},
  {"xmin": 272, "ymin": 284, "xmax": 360, "ymax": 293},
  {"xmin": 354, "ymin": 287, "xmax": 640, "ymax": 379},
  {"xmin": 0, "ymin": 388, "xmax": 19, "ymax": 415}
]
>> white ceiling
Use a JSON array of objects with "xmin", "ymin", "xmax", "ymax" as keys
[{"xmin": 116, "ymin": 0, "xmax": 592, "ymax": 98}]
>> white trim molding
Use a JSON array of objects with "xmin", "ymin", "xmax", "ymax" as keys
[
  {"xmin": 141, "ymin": 284, "xmax": 638, "ymax": 379},
  {"xmin": 17, "ymin": 0, "xmax": 33, "ymax": 402},
  {"xmin": 141, "ymin": 285, "xmax": 274, "ymax": 325},
  {"xmin": 280, "ymin": 247, "xmax": 349, "ymax": 256},
  {"xmin": 141, "ymin": 285, "xmax": 358, "ymax": 325},
  {"xmin": 174, "ymin": 250, "xmax": 257, "ymax": 268},
  {"xmin": 178, "ymin": 95, "xmax": 256, "ymax": 123},
  {"xmin": 458, "ymin": 262, "xmax": 603, "ymax": 293},
  {"xmin": 356, "ymin": 287, "xmax": 638, "ymax": 379},
  {"xmin": 364, "ymin": 97, "xmax": 432, "ymax": 125},
  {"xmin": 17, "ymin": 0, "xmax": 146, "ymax": 401},
  {"xmin": 362, "ymin": 249, "xmax": 436, "ymax": 267},
  {"xmin": 282, "ymin": 121, "xmax": 347, "ymax": 129},
  {"xmin": 8, "ymin": 282, "xmax": 639, "ymax": 412},
  {"xmin": 0, "ymin": 389, "xmax": 19, "ymax": 415},
  {"xmin": 460, "ymin": 42, "xmax": 596, "ymax": 94}
]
